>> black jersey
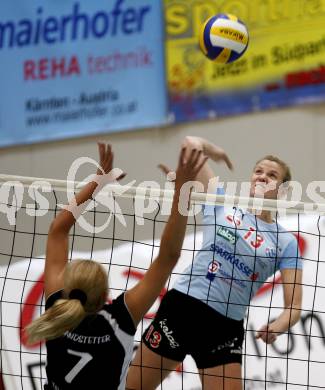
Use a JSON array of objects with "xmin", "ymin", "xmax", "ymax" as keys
[{"xmin": 44, "ymin": 290, "xmax": 136, "ymax": 390}]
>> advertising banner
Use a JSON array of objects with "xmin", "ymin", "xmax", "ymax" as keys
[
  {"xmin": 1, "ymin": 215, "xmax": 324, "ymax": 389},
  {"xmin": 0, "ymin": 0, "xmax": 167, "ymax": 147},
  {"xmin": 166, "ymin": 0, "xmax": 325, "ymax": 122}
]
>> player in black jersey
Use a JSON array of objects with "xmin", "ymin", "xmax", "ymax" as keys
[{"xmin": 25, "ymin": 142, "xmax": 208, "ymax": 390}]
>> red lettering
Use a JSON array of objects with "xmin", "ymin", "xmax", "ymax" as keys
[
  {"xmin": 243, "ymin": 226, "xmax": 255, "ymax": 240},
  {"xmin": 51, "ymin": 57, "xmax": 66, "ymax": 78},
  {"xmin": 24, "ymin": 60, "xmax": 36, "ymax": 80},
  {"xmin": 39, "ymin": 58, "xmax": 48, "ymax": 80},
  {"xmin": 149, "ymin": 331, "xmax": 162, "ymax": 349},
  {"xmin": 24, "ymin": 56, "xmax": 80, "ymax": 81},
  {"xmin": 286, "ymin": 66, "xmax": 325, "ymax": 89},
  {"xmin": 226, "ymin": 215, "xmax": 241, "ymax": 226},
  {"xmin": 142, "ymin": 50, "xmax": 152, "ymax": 65},
  {"xmin": 244, "ymin": 226, "xmax": 264, "ymax": 249},
  {"xmin": 67, "ymin": 55, "xmax": 81, "ymax": 76}
]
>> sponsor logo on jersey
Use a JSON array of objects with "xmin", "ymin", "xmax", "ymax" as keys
[
  {"xmin": 217, "ymin": 226, "xmax": 237, "ymax": 245},
  {"xmin": 159, "ymin": 319, "xmax": 180, "ymax": 349},
  {"xmin": 218, "ymin": 268, "xmax": 246, "ymax": 289},
  {"xmin": 211, "ymin": 337, "xmax": 242, "ymax": 354},
  {"xmin": 206, "ymin": 260, "xmax": 221, "ymax": 281},
  {"xmin": 217, "ymin": 337, "xmax": 238, "ymax": 350},
  {"xmin": 210, "ymin": 243, "xmax": 253, "ymax": 277},
  {"xmin": 265, "ymin": 246, "xmax": 281, "ymax": 257},
  {"xmin": 250, "ymin": 272, "xmax": 260, "ymax": 281}
]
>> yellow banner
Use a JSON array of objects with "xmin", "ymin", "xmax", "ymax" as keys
[{"xmin": 166, "ymin": 0, "xmax": 325, "ymax": 93}]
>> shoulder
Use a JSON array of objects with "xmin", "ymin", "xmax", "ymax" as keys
[
  {"xmin": 45, "ymin": 289, "xmax": 63, "ymax": 310},
  {"xmin": 99, "ymin": 293, "xmax": 136, "ymax": 336},
  {"xmin": 275, "ymin": 223, "xmax": 299, "ymax": 248},
  {"xmin": 276, "ymin": 226, "xmax": 303, "ymax": 269}
]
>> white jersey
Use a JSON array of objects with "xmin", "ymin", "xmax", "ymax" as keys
[{"xmin": 174, "ymin": 194, "xmax": 302, "ymax": 320}]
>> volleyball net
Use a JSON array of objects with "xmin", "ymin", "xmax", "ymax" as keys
[{"xmin": 0, "ymin": 174, "xmax": 324, "ymax": 390}]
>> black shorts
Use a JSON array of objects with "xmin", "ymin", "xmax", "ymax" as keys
[{"xmin": 142, "ymin": 289, "xmax": 244, "ymax": 369}]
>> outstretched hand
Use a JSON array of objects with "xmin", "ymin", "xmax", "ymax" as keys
[
  {"xmin": 175, "ymin": 147, "xmax": 208, "ymax": 187},
  {"xmin": 159, "ymin": 148, "xmax": 208, "ymax": 185},
  {"xmin": 96, "ymin": 142, "xmax": 126, "ymax": 180}
]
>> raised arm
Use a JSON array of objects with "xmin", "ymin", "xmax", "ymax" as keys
[
  {"xmin": 44, "ymin": 143, "xmax": 120, "ymax": 299},
  {"xmin": 256, "ymin": 268, "xmax": 303, "ymax": 344},
  {"xmin": 125, "ymin": 148, "xmax": 208, "ymax": 326},
  {"xmin": 160, "ymin": 136, "xmax": 233, "ymax": 192}
]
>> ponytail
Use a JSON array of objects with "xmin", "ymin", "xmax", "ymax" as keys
[
  {"xmin": 25, "ymin": 259, "xmax": 108, "ymax": 344},
  {"xmin": 26, "ymin": 298, "xmax": 86, "ymax": 344}
]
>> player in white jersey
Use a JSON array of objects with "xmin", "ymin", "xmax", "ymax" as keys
[
  {"xmin": 25, "ymin": 142, "xmax": 208, "ymax": 390},
  {"xmin": 127, "ymin": 136, "xmax": 303, "ymax": 390}
]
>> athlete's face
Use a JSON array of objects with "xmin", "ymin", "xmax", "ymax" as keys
[{"xmin": 250, "ymin": 160, "xmax": 285, "ymax": 199}]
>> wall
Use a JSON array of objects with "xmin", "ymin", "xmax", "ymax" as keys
[
  {"xmin": 0, "ymin": 103, "xmax": 324, "ymax": 257},
  {"xmin": 1, "ymin": 104, "xmax": 324, "ymax": 192}
]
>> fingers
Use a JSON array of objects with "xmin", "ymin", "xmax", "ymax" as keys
[
  {"xmin": 158, "ymin": 163, "xmax": 173, "ymax": 176},
  {"xmin": 195, "ymin": 155, "xmax": 209, "ymax": 174},
  {"xmin": 179, "ymin": 146, "xmax": 187, "ymax": 166},
  {"xmin": 106, "ymin": 143, "xmax": 112, "ymax": 162},
  {"xmin": 98, "ymin": 142, "xmax": 106, "ymax": 164},
  {"xmin": 98, "ymin": 142, "xmax": 111, "ymax": 161},
  {"xmin": 185, "ymin": 149, "xmax": 208, "ymax": 173},
  {"xmin": 255, "ymin": 327, "xmax": 277, "ymax": 344},
  {"xmin": 189, "ymin": 148, "xmax": 201, "ymax": 166},
  {"xmin": 97, "ymin": 142, "xmax": 113, "ymax": 174},
  {"xmin": 116, "ymin": 172, "xmax": 127, "ymax": 181},
  {"xmin": 223, "ymin": 153, "xmax": 234, "ymax": 171}
]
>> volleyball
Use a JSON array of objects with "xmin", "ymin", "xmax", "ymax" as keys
[{"xmin": 199, "ymin": 14, "xmax": 249, "ymax": 63}]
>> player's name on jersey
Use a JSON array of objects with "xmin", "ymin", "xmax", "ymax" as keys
[{"xmin": 64, "ymin": 331, "xmax": 111, "ymax": 344}]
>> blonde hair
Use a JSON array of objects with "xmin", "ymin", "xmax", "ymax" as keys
[
  {"xmin": 255, "ymin": 155, "xmax": 292, "ymax": 183},
  {"xmin": 26, "ymin": 260, "xmax": 108, "ymax": 344}
]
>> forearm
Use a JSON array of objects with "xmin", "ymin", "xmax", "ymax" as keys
[
  {"xmin": 50, "ymin": 180, "xmax": 99, "ymax": 233},
  {"xmin": 271, "ymin": 307, "xmax": 301, "ymax": 334},
  {"xmin": 273, "ymin": 269, "xmax": 303, "ymax": 335},
  {"xmin": 158, "ymin": 185, "xmax": 188, "ymax": 262}
]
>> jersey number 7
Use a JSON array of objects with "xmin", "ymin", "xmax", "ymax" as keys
[{"xmin": 65, "ymin": 349, "xmax": 93, "ymax": 383}]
